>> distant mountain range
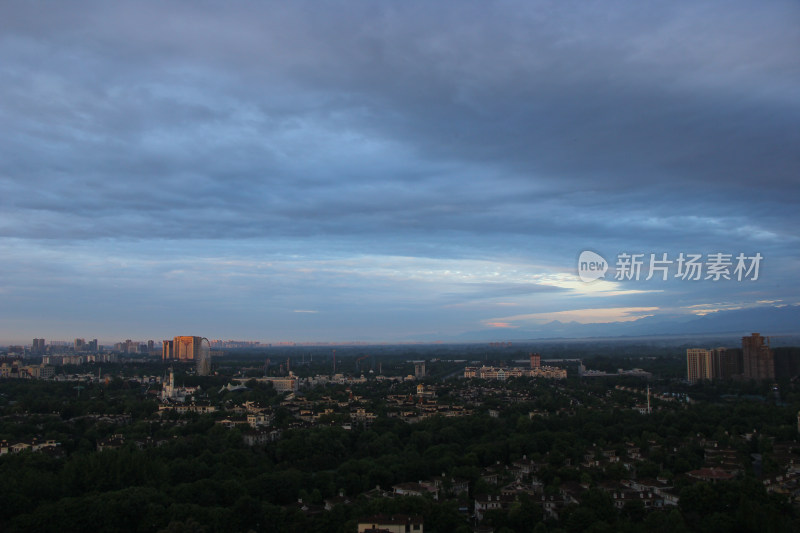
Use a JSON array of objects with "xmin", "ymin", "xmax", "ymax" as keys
[{"xmin": 416, "ymin": 305, "xmax": 800, "ymax": 342}]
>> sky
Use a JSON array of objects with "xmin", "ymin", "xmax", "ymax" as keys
[{"xmin": 1, "ymin": 0, "xmax": 798, "ymax": 344}]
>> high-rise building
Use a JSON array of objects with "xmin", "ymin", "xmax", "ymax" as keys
[
  {"xmin": 414, "ymin": 361, "xmax": 426, "ymax": 380},
  {"xmin": 710, "ymin": 348, "xmax": 725, "ymax": 378},
  {"xmin": 74, "ymin": 338, "xmax": 86, "ymax": 352},
  {"xmin": 530, "ymin": 353, "xmax": 541, "ymax": 369},
  {"xmin": 742, "ymin": 333, "xmax": 774, "ymax": 381},
  {"xmin": 162, "ymin": 340, "xmax": 174, "ymax": 361},
  {"xmin": 774, "ymin": 347, "xmax": 800, "ymax": 380},
  {"xmin": 163, "ymin": 336, "xmax": 211, "ymax": 375},
  {"xmin": 724, "ymin": 348, "xmax": 743, "ymax": 378},
  {"xmin": 687, "ymin": 348, "xmax": 712, "ymax": 383},
  {"xmin": 32, "ymin": 338, "xmax": 46, "ymax": 354},
  {"xmin": 174, "ymin": 336, "xmax": 202, "ymax": 360},
  {"xmin": 196, "ymin": 341, "xmax": 211, "ymax": 376}
]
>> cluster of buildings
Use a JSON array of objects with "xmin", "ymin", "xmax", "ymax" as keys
[
  {"xmin": 227, "ymin": 369, "xmax": 435, "ymax": 395},
  {"xmin": 113, "ymin": 339, "xmax": 156, "ymax": 354},
  {"xmin": 464, "ymin": 353, "xmax": 567, "ymax": 380},
  {"xmin": 95, "ymin": 434, "xmax": 172, "ymax": 452},
  {"xmin": 274, "ymin": 383, "xmax": 472, "ymax": 429},
  {"xmin": 272, "ymin": 384, "xmax": 473, "ymax": 429},
  {"xmin": 295, "ymin": 443, "xmax": 686, "ymax": 526},
  {"xmin": 384, "ymin": 384, "xmax": 473, "ymax": 422},
  {"xmin": 578, "ymin": 366, "xmax": 653, "ymax": 378},
  {"xmin": 214, "ymin": 405, "xmax": 282, "ymax": 446},
  {"xmin": 469, "ymin": 466, "xmax": 678, "ymax": 521},
  {"xmin": 159, "ymin": 368, "xmax": 201, "ymax": 402},
  {"xmin": 19, "ymin": 337, "xmax": 158, "ymax": 356},
  {"xmin": 686, "ymin": 333, "xmax": 789, "ymax": 382},
  {"xmin": 42, "ymin": 353, "xmax": 119, "ymax": 366},
  {"xmin": 343, "ymin": 433, "xmax": 800, "ymax": 527},
  {"xmin": 209, "ymin": 339, "xmax": 264, "ymax": 349},
  {"xmin": 0, "ymin": 438, "xmax": 62, "ymax": 456},
  {"xmin": 0, "ymin": 358, "xmax": 54, "ymax": 379},
  {"xmin": 231, "ymin": 374, "xmax": 300, "ymax": 393},
  {"xmin": 29, "ymin": 337, "xmax": 103, "ymax": 354},
  {"xmin": 389, "ymin": 476, "xmax": 470, "ymax": 503},
  {"xmin": 1, "ymin": 335, "xmax": 216, "ymax": 379},
  {"xmin": 15, "ymin": 336, "xmax": 217, "ymax": 360}
]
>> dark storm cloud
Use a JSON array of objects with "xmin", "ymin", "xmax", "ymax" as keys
[{"xmin": 2, "ymin": 1, "xmax": 797, "ymax": 247}]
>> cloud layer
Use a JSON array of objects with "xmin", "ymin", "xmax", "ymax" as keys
[{"xmin": 1, "ymin": 1, "xmax": 798, "ymax": 343}]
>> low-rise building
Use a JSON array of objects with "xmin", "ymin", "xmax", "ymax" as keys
[
  {"xmin": 474, "ymin": 494, "xmax": 517, "ymax": 521},
  {"xmin": 392, "ymin": 482, "xmax": 438, "ymax": 500},
  {"xmin": 357, "ymin": 515, "xmax": 423, "ymax": 533}
]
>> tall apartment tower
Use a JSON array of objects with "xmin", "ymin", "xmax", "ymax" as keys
[
  {"xmin": 163, "ymin": 337, "xmax": 210, "ymax": 375},
  {"xmin": 710, "ymin": 347, "xmax": 745, "ymax": 380},
  {"xmin": 162, "ymin": 340, "xmax": 174, "ymax": 361},
  {"xmin": 32, "ymin": 338, "xmax": 46, "ymax": 354},
  {"xmin": 174, "ymin": 336, "xmax": 202, "ymax": 360},
  {"xmin": 687, "ymin": 349, "xmax": 712, "ymax": 383},
  {"xmin": 414, "ymin": 361, "xmax": 426, "ymax": 379},
  {"xmin": 742, "ymin": 333, "xmax": 774, "ymax": 381},
  {"xmin": 710, "ymin": 348, "xmax": 724, "ymax": 378},
  {"xmin": 530, "ymin": 353, "xmax": 541, "ymax": 369}
]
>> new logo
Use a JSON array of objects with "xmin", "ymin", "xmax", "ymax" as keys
[{"xmin": 578, "ymin": 250, "xmax": 608, "ymax": 282}]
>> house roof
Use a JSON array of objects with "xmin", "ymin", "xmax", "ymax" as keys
[{"xmin": 357, "ymin": 514, "xmax": 423, "ymax": 525}]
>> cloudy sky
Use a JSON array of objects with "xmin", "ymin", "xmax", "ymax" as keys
[{"xmin": 1, "ymin": 1, "xmax": 798, "ymax": 344}]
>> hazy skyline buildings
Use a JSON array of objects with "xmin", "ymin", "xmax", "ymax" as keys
[{"xmin": 686, "ymin": 334, "xmax": 783, "ymax": 382}]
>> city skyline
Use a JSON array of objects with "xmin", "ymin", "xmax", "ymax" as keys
[{"xmin": 1, "ymin": 1, "xmax": 798, "ymax": 344}]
